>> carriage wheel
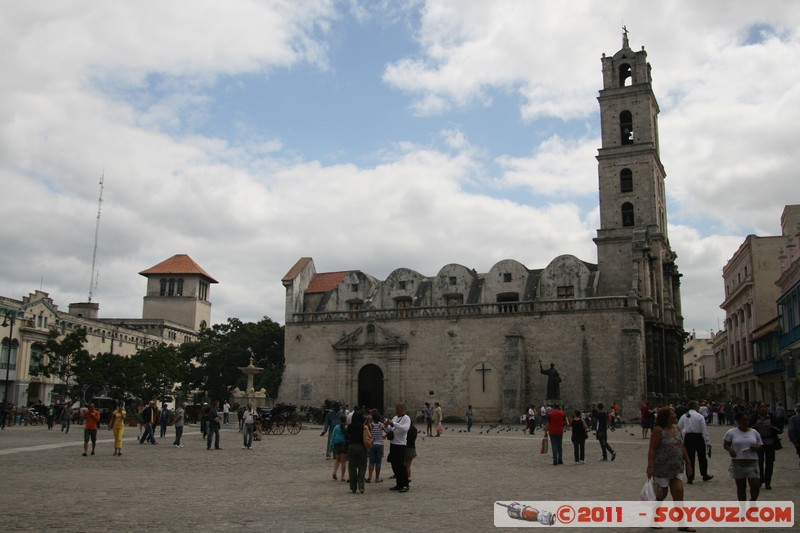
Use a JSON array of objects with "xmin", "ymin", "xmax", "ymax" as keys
[
  {"xmin": 270, "ymin": 415, "xmax": 286, "ymax": 435},
  {"xmin": 287, "ymin": 421, "xmax": 301, "ymax": 435}
]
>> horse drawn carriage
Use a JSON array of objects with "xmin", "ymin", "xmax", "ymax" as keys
[{"xmin": 253, "ymin": 403, "xmax": 302, "ymax": 439}]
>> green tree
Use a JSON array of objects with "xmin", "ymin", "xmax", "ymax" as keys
[
  {"xmin": 80, "ymin": 351, "xmax": 133, "ymax": 403},
  {"xmin": 126, "ymin": 344, "xmax": 189, "ymax": 404},
  {"xmin": 181, "ymin": 317, "xmax": 284, "ymax": 402},
  {"xmin": 30, "ymin": 327, "xmax": 91, "ymax": 401}
]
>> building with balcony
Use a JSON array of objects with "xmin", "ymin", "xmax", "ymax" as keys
[
  {"xmin": 776, "ymin": 206, "xmax": 800, "ymax": 407},
  {"xmin": 716, "ymin": 205, "xmax": 800, "ymax": 406},
  {"xmin": 0, "ymin": 254, "xmax": 216, "ymax": 407}
]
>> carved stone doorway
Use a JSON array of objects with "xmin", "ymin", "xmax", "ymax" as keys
[{"xmin": 358, "ymin": 364, "xmax": 384, "ymax": 414}]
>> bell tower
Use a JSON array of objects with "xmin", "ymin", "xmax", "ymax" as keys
[
  {"xmin": 139, "ymin": 254, "xmax": 217, "ymax": 332},
  {"xmin": 594, "ymin": 29, "xmax": 684, "ymax": 402}
]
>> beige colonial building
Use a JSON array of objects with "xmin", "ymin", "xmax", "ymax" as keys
[
  {"xmin": 278, "ymin": 34, "xmax": 685, "ymax": 421},
  {"xmin": 776, "ymin": 207, "xmax": 800, "ymax": 407},
  {"xmin": 0, "ymin": 254, "xmax": 216, "ymax": 407},
  {"xmin": 714, "ymin": 205, "xmax": 800, "ymax": 407},
  {"xmin": 683, "ymin": 330, "xmax": 716, "ymax": 387}
]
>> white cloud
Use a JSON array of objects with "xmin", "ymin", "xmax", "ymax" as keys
[
  {"xmin": 2, "ymin": 0, "xmax": 800, "ymax": 337},
  {"xmin": 495, "ymin": 135, "xmax": 598, "ymax": 197}
]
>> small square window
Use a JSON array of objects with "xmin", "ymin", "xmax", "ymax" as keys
[
  {"xmin": 557, "ymin": 286, "xmax": 574, "ymax": 299},
  {"xmin": 399, "ymin": 281, "xmax": 407, "ymax": 290},
  {"xmin": 503, "ymin": 273, "xmax": 512, "ymax": 282},
  {"xmin": 351, "ymin": 283, "xmax": 359, "ymax": 292},
  {"xmin": 449, "ymin": 276, "xmax": 457, "ymax": 285},
  {"xmin": 428, "ymin": 390, "xmax": 435, "ymax": 396}
]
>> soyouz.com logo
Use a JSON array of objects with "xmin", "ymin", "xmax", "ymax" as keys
[{"xmin": 494, "ymin": 501, "xmax": 794, "ymax": 528}]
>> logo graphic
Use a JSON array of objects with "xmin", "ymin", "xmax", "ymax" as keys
[{"xmin": 495, "ymin": 502, "xmax": 556, "ymax": 525}]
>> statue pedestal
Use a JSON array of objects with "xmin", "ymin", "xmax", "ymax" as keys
[
  {"xmin": 231, "ymin": 387, "xmax": 270, "ymax": 408},
  {"xmin": 233, "ymin": 355, "xmax": 269, "ymax": 408}
]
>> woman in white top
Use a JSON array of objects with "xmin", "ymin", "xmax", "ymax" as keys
[{"xmin": 723, "ymin": 411, "xmax": 763, "ymax": 502}]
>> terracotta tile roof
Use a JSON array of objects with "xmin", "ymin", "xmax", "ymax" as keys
[
  {"xmin": 305, "ymin": 271, "xmax": 349, "ymax": 293},
  {"xmin": 139, "ymin": 254, "xmax": 218, "ymax": 283},
  {"xmin": 282, "ymin": 257, "xmax": 313, "ymax": 282}
]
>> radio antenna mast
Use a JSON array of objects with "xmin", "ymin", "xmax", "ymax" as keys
[{"xmin": 88, "ymin": 170, "xmax": 104, "ymax": 303}]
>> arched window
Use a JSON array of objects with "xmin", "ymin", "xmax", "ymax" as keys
[
  {"xmin": 620, "ymin": 168, "xmax": 633, "ymax": 192},
  {"xmin": 168, "ymin": 278, "xmax": 176, "ymax": 296},
  {"xmin": 159, "ymin": 278, "xmax": 167, "ymax": 296},
  {"xmin": 620, "ymin": 111, "xmax": 633, "ymax": 145},
  {"xmin": 176, "ymin": 278, "xmax": 184, "ymax": 296},
  {"xmin": 619, "ymin": 63, "xmax": 632, "ymax": 87},
  {"xmin": 1, "ymin": 338, "xmax": 18, "ymax": 370},
  {"xmin": 29, "ymin": 343, "xmax": 44, "ymax": 372},
  {"xmin": 621, "ymin": 202, "xmax": 635, "ymax": 227}
]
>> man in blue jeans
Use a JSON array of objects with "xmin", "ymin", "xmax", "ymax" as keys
[
  {"xmin": 545, "ymin": 404, "xmax": 566, "ymax": 465},
  {"xmin": 139, "ymin": 400, "xmax": 158, "ymax": 445},
  {"xmin": 242, "ymin": 402, "xmax": 257, "ymax": 450},
  {"xmin": 595, "ymin": 402, "xmax": 616, "ymax": 461},
  {"xmin": 206, "ymin": 400, "xmax": 221, "ymax": 450},
  {"xmin": 320, "ymin": 403, "xmax": 340, "ymax": 459}
]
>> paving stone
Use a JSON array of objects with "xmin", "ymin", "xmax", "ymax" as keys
[{"xmin": 0, "ymin": 422, "xmax": 796, "ymax": 531}]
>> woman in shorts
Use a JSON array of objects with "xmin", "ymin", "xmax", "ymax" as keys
[
  {"xmin": 647, "ymin": 406, "xmax": 695, "ymax": 531},
  {"xmin": 404, "ymin": 419, "xmax": 418, "ymax": 482},
  {"xmin": 724, "ymin": 411, "xmax": 763, "ymax": 501},
  {"xmin": 330, "ymin": 415, "xmax": 348, "ymax": 482},
  {"xmin": 366, "ymin": 410, "xmax": 384, "ymax": 483}
]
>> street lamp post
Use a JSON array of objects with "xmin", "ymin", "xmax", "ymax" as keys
[{"xmin": 2, "ymin": 311, "xmax": 17, "ymax": 407}]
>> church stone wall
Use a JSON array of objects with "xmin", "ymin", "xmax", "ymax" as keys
[{"xmin": 281, "ymin": 307, "xmax": 645, "ymax": 422}]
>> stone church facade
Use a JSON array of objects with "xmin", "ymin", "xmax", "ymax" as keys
[{"xmin": 277, "ymin": 34, "xmax": 685, "ymax": 421}]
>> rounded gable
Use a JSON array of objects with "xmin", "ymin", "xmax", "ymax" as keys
[
  {"xmin": 538, "ymin": 255, "xmax": 593, "ymax": 300},
  {"xmin": 433, "ymin": 264, "xmax": 477, "ymax": 306},
  {"xmin": 379, "ymin": 268, "xmax": 427, "ymax": 308},
  {"xmin": 484, "ymin": 259, "xmax": 530, "ymax": 304}
]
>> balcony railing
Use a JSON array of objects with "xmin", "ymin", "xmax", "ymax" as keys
[
  {"xmin": 291, "ymin": 296, "xmax": 633, "ymax": 323},
  {"xmin": 752, "ymin": 357, "xmax": 785, "ymax": 376}
]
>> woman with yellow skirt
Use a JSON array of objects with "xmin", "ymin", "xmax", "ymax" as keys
[{"xmin": 109, "ymin": 401, "xmax": 126, "ymax": 456}]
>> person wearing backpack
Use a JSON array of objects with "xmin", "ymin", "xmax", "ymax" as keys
[{"xmin": 331, "ymin": 415, "xmax": 348, "ymax": 482}]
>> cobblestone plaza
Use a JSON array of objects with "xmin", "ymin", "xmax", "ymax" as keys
[{"xmin": 0, "ymin": 422, "xmax": 796, "ymax": 532}]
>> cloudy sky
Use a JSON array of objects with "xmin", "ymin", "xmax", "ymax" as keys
[{"xmin": 2, "ymin": 1, "xmax": 799, "ymax": 335}]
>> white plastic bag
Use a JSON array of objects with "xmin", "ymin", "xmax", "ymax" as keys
[{"xmin": 639, "ymin": 478, "xmax": 656, "ymax": 501}]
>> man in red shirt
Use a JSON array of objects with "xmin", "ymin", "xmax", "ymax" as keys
[
  {"xmin": 82, "ymin": 403, "xmax": 101, "ymax": 457},
  {"xmin": 545, "ymin": 404, "xmax": 567, "ymax": 465}
]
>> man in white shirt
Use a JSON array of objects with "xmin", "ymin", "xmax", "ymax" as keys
[
  {"xmin": 385, "ymin": 402, "xmax": 411, "ymax": 492},
  {"xmin": 242, "ymin": 402, "xmax": 258, "ymax": 450},
  {"xmin": 527, "ymin": 405, "xmax": 536, "ymax": 435},
  {"xmin": 677, "ymin": 400, "xmax": 713, "ymax": 484},
  {"xmin": 698, "ymin": 401, "xmax": 709, "ymax": 422}
]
